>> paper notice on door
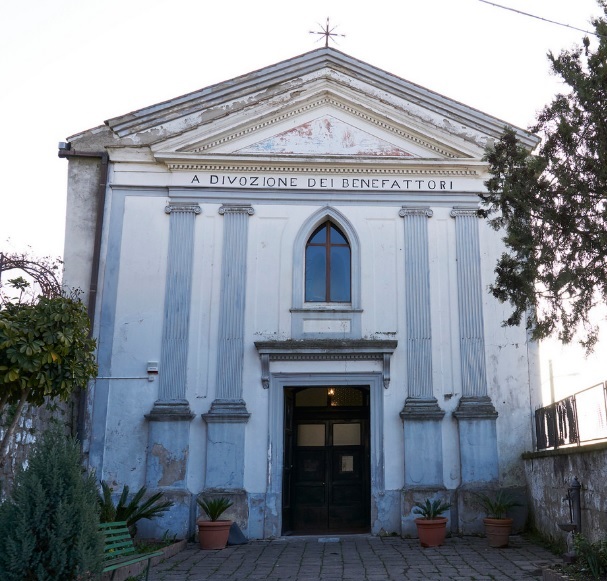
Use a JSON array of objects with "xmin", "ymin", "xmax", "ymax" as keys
[{"xmin": 341, "ymin": 455, "xmax": 354, "ymax": 473}]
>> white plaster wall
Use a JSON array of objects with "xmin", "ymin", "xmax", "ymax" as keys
[
  {"xmin": 427, "ymin": 207, "xmax": 460, "ymax": 489},
  {"xmin": 187, "ymin": 208, "xmax": 222, "ymax": 492},
  {"xmin": 90, "ymin": 187, "xmax": 538, "ymax": 497},
  {"xmin": 479, "ymin": 214, "xmax": 537, "ymax": 483},
  {"xmin": 100, "ymin": 195, "xmax": 168, "ymax": 488}
]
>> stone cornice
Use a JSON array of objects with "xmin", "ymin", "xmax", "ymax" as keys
[
  {"xmin": 156, "ymin": 154, "xmax": 485, "ymax": 176},
  {"xmin": 254, "ymin": 339, "xmax": 397, "ymax": 390}
]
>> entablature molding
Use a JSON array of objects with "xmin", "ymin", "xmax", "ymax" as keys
[
  {"xmin": 154, "ymin": 154, "xmax": 486, "ymax": 175},
  {"xmin": 254, "ymin": 339, "xmax": 397, "ymax": 390}
]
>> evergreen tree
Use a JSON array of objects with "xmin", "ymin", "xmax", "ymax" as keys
[
  {"xmin": 480, "ymin": 2, "xmax": 607, "ymax": 350},
  {"xmin": 0, "ymin": 429, "xmax": 103, "ymax": 580}
]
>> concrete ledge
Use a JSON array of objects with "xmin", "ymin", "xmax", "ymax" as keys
[
  {"xmin": 101, "ymin": 539, "xmax": 187, "ymax": 581},
  {"xmin": 523, "ymin": 440, "xmax": 607, "ymax": 459}
]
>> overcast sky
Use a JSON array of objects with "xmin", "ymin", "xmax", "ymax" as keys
[
  {"xmin": 1, "ymin": 0, "xmax": 602, "ymax": 256},
  {"xmin": 1, "ymin": 0, "xmax": 604, "ymax": 395}
]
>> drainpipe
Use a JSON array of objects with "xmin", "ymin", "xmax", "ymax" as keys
[{"xmin": 58, "ymin": 141, "xmax": 109, "ymax": 443}]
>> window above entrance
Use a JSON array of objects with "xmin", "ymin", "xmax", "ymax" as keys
[
  {"xmin": 305, "ymin": 221, "xmax": 351, "ymax": 303},
  {"xmin": 291, "ymin": 207, "xmax": 361, "ymax": 339}
]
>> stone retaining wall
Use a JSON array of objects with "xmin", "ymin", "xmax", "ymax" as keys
[
  {"xmin": 523, "ymin": 442, "xmax": 607, "ymax": 543},
  {"xmin": 0, "ymin": 398, "xmax": 75, "ymax": 500}
]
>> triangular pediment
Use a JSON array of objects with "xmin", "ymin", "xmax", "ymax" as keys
[
  {"xmin": 91, "ymin": 47, "xmax": 539, "ymax": 164},
  {"xmin": 163, "ymin": 92, "xmax": 470, "ymax": 161},
  {"xmin": 235, "ymin": 115, "xmax": 414, "ymax": 157}
]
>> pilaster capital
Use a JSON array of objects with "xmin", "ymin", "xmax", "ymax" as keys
[
  {"xmin": 399, "ymin": 207, "xmax": 433, "ymax": 218},
  {"xmin": 450, "ymin": 207, "xmax": 479, "ymax": 219},
  {"xmin": 164, "ymin": 204, "xmax": 201, "ymax": 215},
  {"xmin": 219, "ymin": 205, "xmax": 255, "ymax": 216}
]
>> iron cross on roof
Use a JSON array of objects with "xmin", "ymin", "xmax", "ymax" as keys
[{"xmin": 310, "ymin": 17, "xmax": 345, "ymax": 48}]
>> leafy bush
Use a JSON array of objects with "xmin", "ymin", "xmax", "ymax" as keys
[
  {"xmin": 0, "ymin": 429, "xmax": 103, "ymax": 580},
  {"xmin": 98, "ymin": 480, "xmax": 173, "ymax": 537},
  {"xmin": 197, "ymin": 496, "xmax": 233, "ymax": 521},
  {"xmin": 574, "ymin": 534, "xmax": 607, "ymax": 580},
  {"xmin": 412, "ymin": 498, "xmax": 451, "ymax": 520},
  {"xmin": 474, "ymin": 489, "xmax": 521, "ymax": 519}
]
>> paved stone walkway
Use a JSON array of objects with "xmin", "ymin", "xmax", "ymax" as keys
[{"xmin": 148, "ymin": 535, "xmax": 559, "ymax": 580}]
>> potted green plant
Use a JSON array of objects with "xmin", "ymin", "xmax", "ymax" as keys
[
  {"xmin": 196, "ymin": 497, "xmax": 234, "ymax": 550},
  {"xmin": 475, "ymin": 490, "xmax": 521, "ymax": 548},
  {"xmin": 412, "ymin": 498, "xmax": 451, "ymax": 547}
]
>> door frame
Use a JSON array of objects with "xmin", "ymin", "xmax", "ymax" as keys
[{"xmin": 263, "ymin": 372, "xmax": 385, "ymax": 538}]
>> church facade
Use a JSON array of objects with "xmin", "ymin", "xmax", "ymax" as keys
[{"xmin": 61, "ymin": 48, "xmax": 541, "ymax": 539}]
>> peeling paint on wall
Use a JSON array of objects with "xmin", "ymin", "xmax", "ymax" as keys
[
  {"xmin": 151, "ymin": 443, "xmax": 187, "ymax": 487},
  {"xmin": 238, "ymin": 116, "xmax": 414, "ymax": 157}
]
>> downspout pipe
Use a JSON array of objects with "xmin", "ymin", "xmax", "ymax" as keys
[{"xmin": 58, "ymin": 142, "xmax": 109, "ymax": 443}]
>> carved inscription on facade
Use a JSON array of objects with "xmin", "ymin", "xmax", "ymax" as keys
[{"xmin": 186, "ymin": 173, "xmax": 472, "ymax": 191}]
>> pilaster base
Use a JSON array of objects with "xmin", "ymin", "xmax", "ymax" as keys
[
  {"xmin": 143, "ymin": 404, "xmax": 194, "ymax": 538},
  {"xmin": 401, "ymin": 398, "xmax": 445, "ymax": 487},
  {"xmin": 197, "ymin": 489, "xmax": 248, "ymax": 533},
  {"xmin": 136, "ymin": 489, "xmax": 192, "ymax": 540},
  {"xmin": 400, "ymin": 397, "xmax": 445, "ymax": 420},
  {"xmin": 202, "ymin": 399, "xmax": 250, "ymax": 489},
  {"xmin": 454, "ymin": 396, "xmax": 499, "ymax": 484},
  {"xmin": 202, "ymin": 399, "xmax": 250, "ymax": 423},
  {"xmin": 401, "ymin": 487, "xmax": 453, "ymax": 538},
  {"xmin": 146, "ymin": 400, "xmax": 195, "ymax": 421},
  {"xmin": 145, "ymin": 412, "xmax": 193, "ymax": 489}
]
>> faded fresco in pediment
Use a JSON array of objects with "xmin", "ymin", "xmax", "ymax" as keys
[{"xmin": 235, "ymin": 115, "xmax": 414, "ymax": 157}]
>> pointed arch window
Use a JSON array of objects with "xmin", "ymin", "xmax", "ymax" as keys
[{"xmin": 305, "ymin": 221, "xmax": 351, "ymax": 302}]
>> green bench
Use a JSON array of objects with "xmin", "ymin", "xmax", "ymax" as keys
[{"xmin": 100, "ymin": 521, "xmax": 164, "ymax": 581}]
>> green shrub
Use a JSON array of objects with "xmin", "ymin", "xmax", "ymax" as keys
[
  {"xmin": 574, "ymin": 534, "xmax": 607, "ymax": 580},
  {"xmin": 98, "ymin": 480, "xmax": 173, "ymax": 537},
  {"xmin": 197, "ymin": 496, "xmax": 233, "ymax": 521},
  {"xmin": 474, "ymin": 489, "xmax": 521, "ymax": 519},
  {"xmin": 412, "ymin": 498, "xmax": 451, "ymax": 520},
  {"xmin": 0, "ymin": 429, "xmax": 103, "ymax": 580}
]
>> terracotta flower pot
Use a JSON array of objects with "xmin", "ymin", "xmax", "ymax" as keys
[
  {"xmin": 483, "ymin": 517, "xmax": 513, "ymax": 548},
  {"xmin": 197, "ymin": 519, "xmax": 232, "ymax": 550},
  {"xmin": 414, "ymin": 517, "xmax": 448, "ymax": 547}
]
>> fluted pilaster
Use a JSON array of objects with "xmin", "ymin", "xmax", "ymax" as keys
[
  {"xmin": 450, "ymin": 208, "xmax": 488, "ymax": 399},
  {"xmin": 451, "ymin": 208, "xmax": 497, "ymax": 430},
  {"xmin": 400, "ymin": 208, "xmax": 435, "ymax": 400},
  {"xmin": 400, "ymin": 208, "xmax": 443, "ymax": 486},
  {"xmin": 149, "ymin": 203, "xmax": 200, "ymax": 418},
  {"xmin": 215, "ymin": 205, "xmax": 254, "ymax": 403}
]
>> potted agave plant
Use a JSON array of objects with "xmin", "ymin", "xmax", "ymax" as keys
[
  {"xmin": 412, "ymin": 498, "xmax": 452, "ymax": 548},
  {"xmin": 475, "ymin": 490, "xmax": 521, "ymax": 548},
  {"xmin": 196, "ymin": 497, "xmax": 233, "ymax": 550}
]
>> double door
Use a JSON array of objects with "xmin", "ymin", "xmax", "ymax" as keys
[{"xmin": 282, "ymin": 387, "xmax": 370, "ymax": 534}]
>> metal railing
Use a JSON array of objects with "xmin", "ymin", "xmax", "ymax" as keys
[{"xmin": 535, "ymin": 381, "xmax": 607, "ymax": 450}]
